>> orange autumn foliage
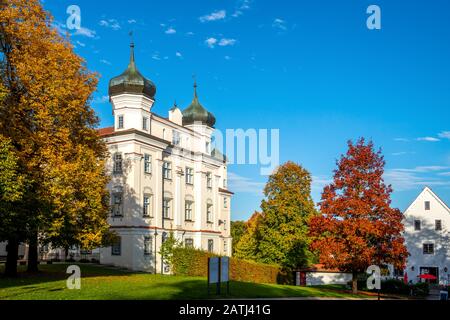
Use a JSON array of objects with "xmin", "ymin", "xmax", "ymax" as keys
[{"xmin": 309, "ymin": 138, "xmax": 408, "ymax": 281}]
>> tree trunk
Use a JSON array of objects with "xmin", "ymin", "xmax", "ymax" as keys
[
  {"xmin": 64, "ymin": 247, "xmax": 69, "ymax": 261},
  {"xmin": 352, "ymin": 272, "xmax": 358, "ymax": 294},
  {"xmin": 5, "ymin": 239, "xmax": 19, "ymax": 277},
  {"xmin": 27, "ymin": 233, "xmax": 39, "ymax": 273}
]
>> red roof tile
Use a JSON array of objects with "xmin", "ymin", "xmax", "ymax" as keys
[{"xmin": 97, "ymin": 126, "xmax": 114, "ymax": 136}]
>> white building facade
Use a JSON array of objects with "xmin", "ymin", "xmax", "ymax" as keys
[
  {"xmin": 97, "ymin": 42, "xmax": 233, "ymax": 273},
  {"xmin": 403, "ymin": 187, "xmax": 450, "ymax": 285}
]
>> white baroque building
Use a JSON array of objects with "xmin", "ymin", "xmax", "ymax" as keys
[
  {"xmin": 0, "ymin": 42, "xmax": 233, "ymax": 271},
  {"xmin": 96, "ymin": 42, "xmax": 233, "ymax": 272},
  {"xmin": 403, "ymin": 187, "xmax": 450, "ymax": 284}
]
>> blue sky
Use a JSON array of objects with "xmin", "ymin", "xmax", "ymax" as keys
[{"xmin": 43, "ymin": 0, "xmax": 450, "ymax": 221}]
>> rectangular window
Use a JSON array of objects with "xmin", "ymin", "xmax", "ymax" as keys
[
  {"xmin": 223, "ymin": 219, "xmax": 227, "ymax": 231},
  {"xmin": 207, "ymin": 204, "xmax": 213, "ymax": 223},
  {"xmin": 206, "ymin": 172, "xmax": 212, "ymax": 188},
  {"xmin": 208, "ymin": 239, "xmax": 214, "ymax": 253},
  {"xmin": 144, "ymin": 236, "xmax": 152, "ymax": 256},
  {"xmin": 224, "ymin": 197, "xmax": 228, "ymax": 209},
  {"xmin": 185, "ymin": 201, "xmax": 193, "ymax": 221},
  {"xmin": 425, "ymin": 201, "xmax": 431, "ymax": 210},
  {"xmin": 224, "ymin": 240, "xmax": 228, "ymax": 253},
  {"xmin": 118, "ymin": 115, "xmax": 124, "ymax": 129},
  {"xmin": 172, "ymin": 130, "xmax": 180, "ymax": 146},
  {"xmin": 111, "ymin": 237, "xmax": 121, "ymax": 256},
  {"xmin": 423, "ymin": 243, "xmax": 434, "ymax": 255},
  {"xmin": 435, "ymin": 220, "xmax": 442, "ymax": 231},
  {"xmin": 185, "ymin": 167, "xmax": 194, "ymax": 185},
  {"xmin": 163, "ymin": 199, "xmax": 171, "ymax": 219},
  {"xmin": 185, "ymin": 238, "xmax": 194, "ymax": 248},
  {"xmin": 113, "ymin": 153, "xmax": 123, "ymax": 174},
  {"xmin": 144, "ymin": 154, "xmax": 152, "ymax": 174},
  {"xmin": 414, "ymin": 220, "xmax": 421, "ymax": 231},
  {"xmin": 142, "ymin": 116, "xmax": 148, "ymax": 131},
  {"xmin": 223, "ymin": 179, "xmax": 227, "ymax": 188},
  {"xmin": 143, "ymin": 194, "xmax": 152, "ymax": 217},
  {"xmin": 163, "ymin": 162, "xmax": 172, "ymax": 180},
  {"xmin": 205, "ymin": 142, "xmax": 210, "ymax": 154},
  {"xmin": 112, "ymin": 193, "xmax": 123, "ymax": 217}
]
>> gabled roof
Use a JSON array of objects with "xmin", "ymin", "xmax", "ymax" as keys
[{"xmin": 404, "ymin": 186, "xmax": 450, "ymax": 214}]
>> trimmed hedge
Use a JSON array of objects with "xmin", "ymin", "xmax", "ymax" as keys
[{"xmin": 171, "ymin": 247, "xmax": 292, "ymax": 285}]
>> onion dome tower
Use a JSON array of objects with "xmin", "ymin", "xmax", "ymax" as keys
[
  {"xmin": 109, "ymin": 41, "xmax": 156, "ymax": 100},
  {"xmin": 182, "ymin": 81, "xmax": 216, "ymax": 128}
]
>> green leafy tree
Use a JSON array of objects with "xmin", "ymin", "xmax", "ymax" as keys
[
  {"xmin": 230, "ymin": 220, "xmax": 246, "ymax": 255},
  {"xmin": 235, "ymin": 162, "xmax": 318, "ymax": 269},
  {"xmin": 159, "ymin": 232, "xmax": 182, "ymax": 270},
  {"xmin": 234, "ymin": 212, "xmax": 262, "ymax": 261}
]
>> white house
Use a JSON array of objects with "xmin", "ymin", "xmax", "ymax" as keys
[{"xmin": 403, "ymin": 187, "xmax": 450, "ymax": 285}]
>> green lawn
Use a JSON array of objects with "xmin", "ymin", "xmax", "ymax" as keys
[{"xmin": 0, "ymin": 263, "xmax": 368, "ymax": 300}]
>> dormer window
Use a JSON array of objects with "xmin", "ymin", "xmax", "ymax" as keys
[
  {"xmin": 118, "ymin": 115, "xmax": 124, "ymax": 129},
  {"xmin": 425, "ymin": 201, "xmax": 430, "ymax": 210}
]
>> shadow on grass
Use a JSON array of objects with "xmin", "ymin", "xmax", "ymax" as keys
[
  {"xmin": 0, "ymin": 264, "xmax": 363, "ymax": 300},
  {"xmin": 0, "ymin": 263, "xmax": 134, "ymax": 289}
]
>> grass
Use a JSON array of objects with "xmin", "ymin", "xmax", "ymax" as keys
[{"xmin": 0, "ymin": 263, "xmax": 370, "ymax": 300}]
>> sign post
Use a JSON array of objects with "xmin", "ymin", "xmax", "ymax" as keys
[
  {"xmin": 208, "ymin": 257, "xmax": 220, "ymax": 296},
  {"xmin": 221, "ymin": 256, "xmax": 230, "ymax": 295},
  {"xmin": 208, "ymin": 256, "xmax": 230, "ymax": 296}
]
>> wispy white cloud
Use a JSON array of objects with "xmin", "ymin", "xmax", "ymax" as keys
[
  {"xmin": 199, "ymin": 10, "xmax": 226, "ymax": 22},
  {"xmin": 93, "ymin": 95, "xmax": 109, "ymax": 104},
  {"xmin": 165, "ymin": 27, "xmax": 176, "ymax": 34},
  {"xmin": 175, "ymin": 52, "xmax": 183, "ymax": 58},
  {"xmin": 100, "ymin": 59, "xmax": 111, "ymax": 65},
  {"xmin": 73, "ymin": 26, "xmax": 97, "ymax": 38},
  {"xmin": 232, "ymin": 0, "xmax": 252, "ymax": 18},
  {"xmin": 416, "ymin": 136, "xmax": 440, "ymax": 142},
  {"xmin": 272, "ymin": 18, "xmax": 287, "ymax": 30},
  {"xmin": 228, "ymin": 172, "xmax": 265, "ymax": 194},
  {"xmin": 128, "ymin": 19, "xmax": 137, "ymax": 24},
  {"xmin": 76, "ymin": 41, "xmax": 85, "ymax": 47},
  {"xmin": 99, "ymin": 19, "xmax": 121, "ymax": 30},
  {"xmin": 384, "ymin": 166, "xmax": 450, "ymax": 191},
  {"xmin": 394, "ymin": 138, "xmax": 409, "ymax": 142},
  {"xmin": 438, "ymin": 131, "xmax": 450, "ymax": 140},
  {"xmin": 219, "ymin": 38, "xmax": 236, "ymax": 46},
  {"xmin": 224, "ymin": 55, "xmax": 231, "ymax": 60},
  {"xmin": 205, "ymin": 37, "xmax": 236, "ymax": 48},
  {"xmin": 205, "ymin": 37, "xmax": 218, "ymax": 48}
]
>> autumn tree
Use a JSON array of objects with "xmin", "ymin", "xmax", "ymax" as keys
[
  {"xmin": 234, "ymin": 212, "xmax": 262, "ymax": 261},
  {"xmin": 0, "ymin": 135, "xmax": 26, "ymax": 276},
  {"xmin": 235, "ymin": 162, "xmax": 317, "ymax": 269},
  {"xmin": 230, "ymin": 220, "xmax": 247, "ymax": 255},
  {"xmin": 0, "ymin": 0, "xmax": 112, "ymax": 275},
  {"xmin": 309, "ymin": 138, "xmax": 408, "ymax": 294}
]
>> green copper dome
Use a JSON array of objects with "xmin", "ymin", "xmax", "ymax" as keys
[
  {"xmin": 182, "ymin": 82, "xmax": 216, "ymax": 127},
  {"xmin": 109, "ymin": 42, "xmax": 156, "ymax": 99}
]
